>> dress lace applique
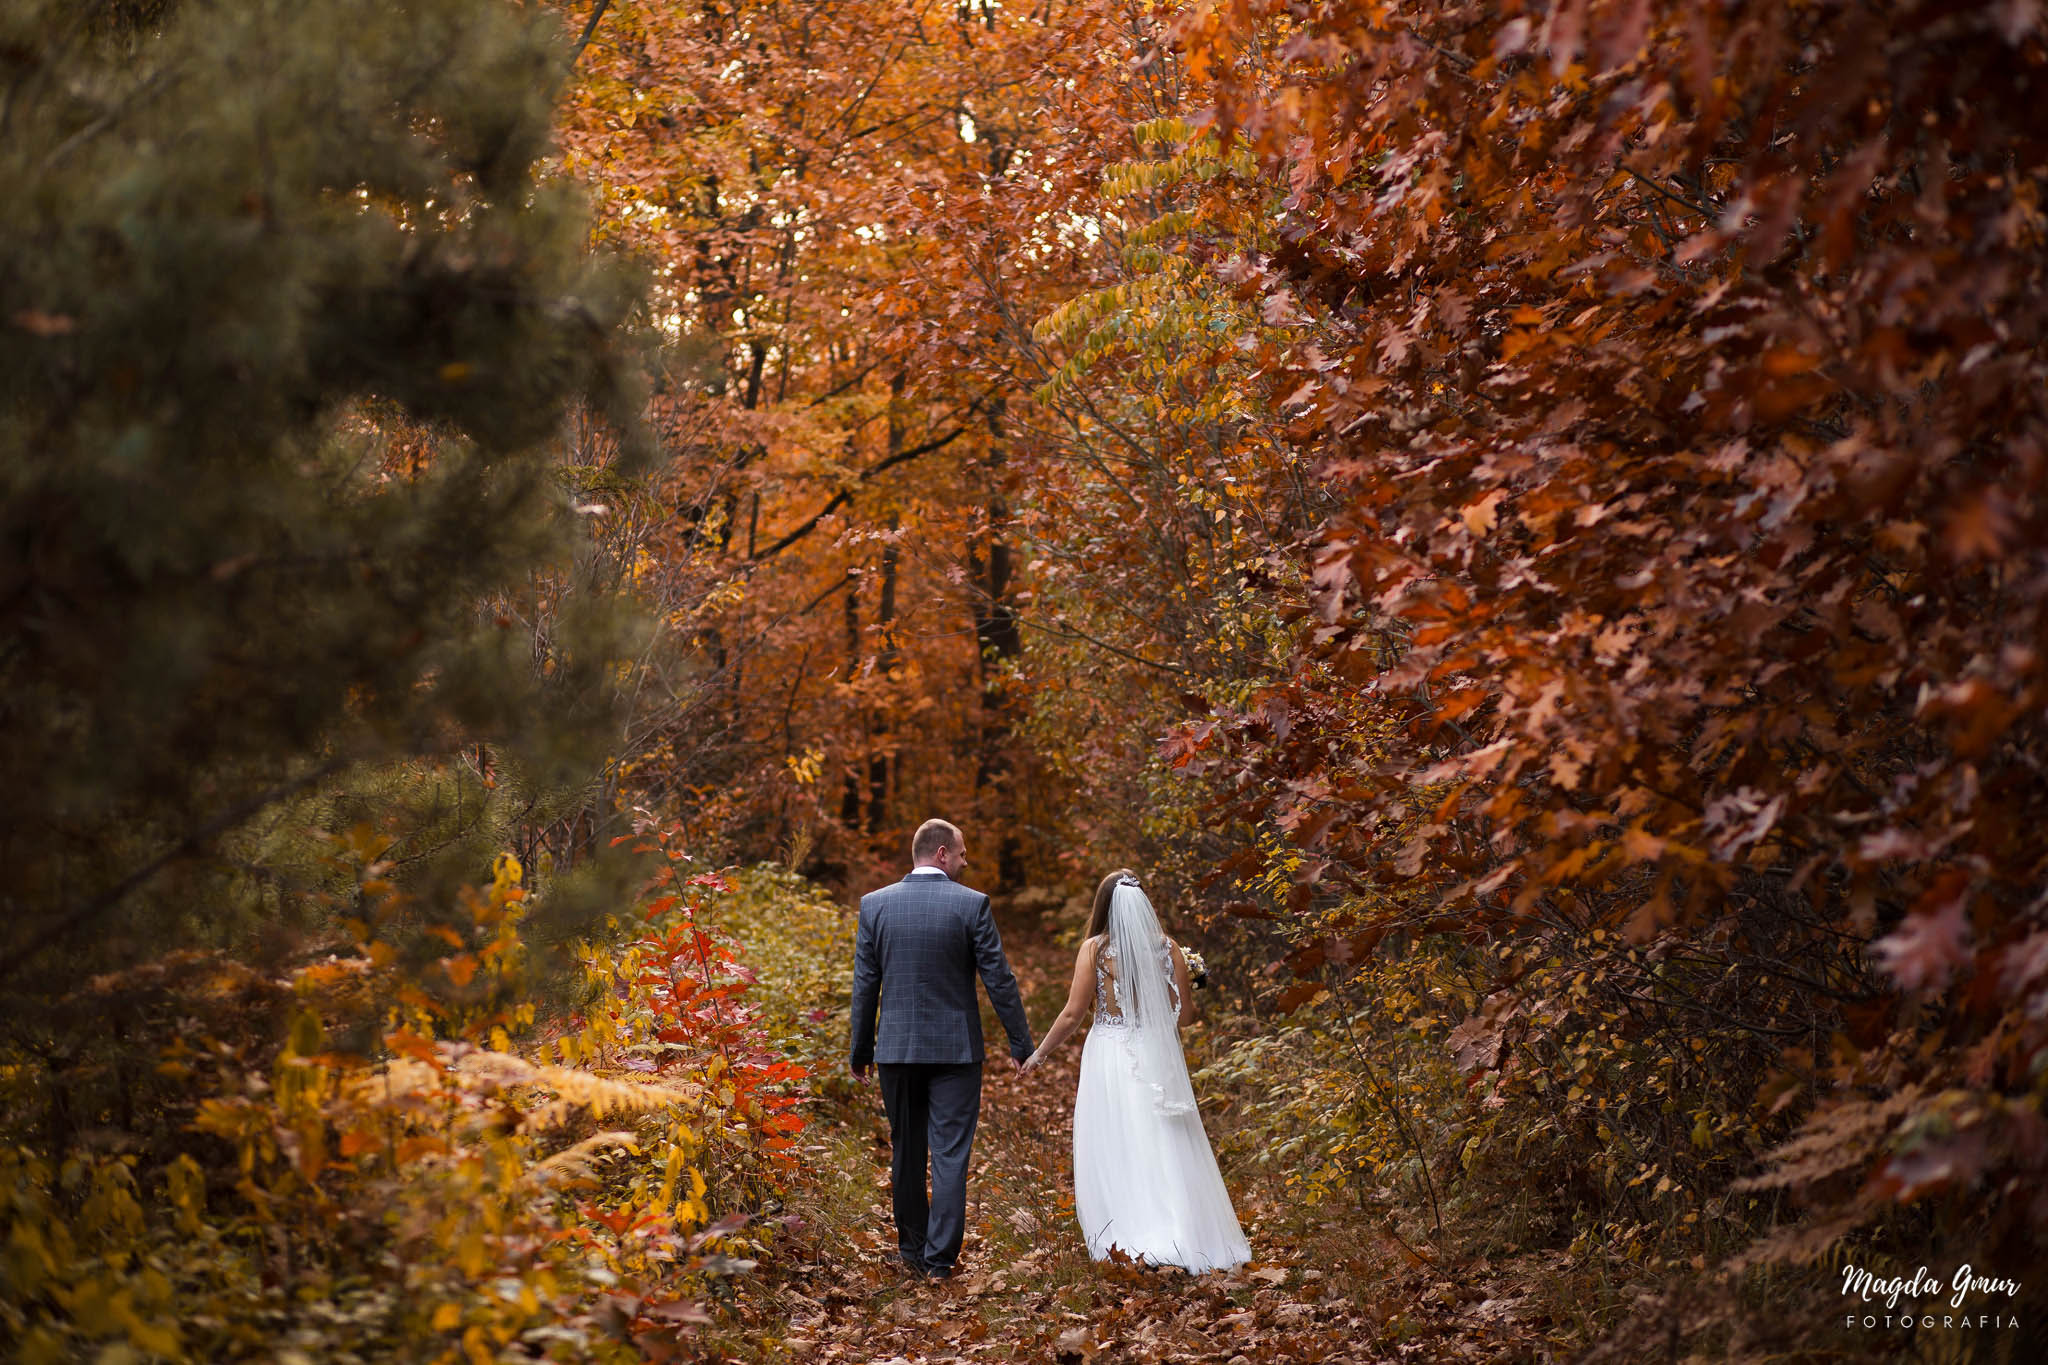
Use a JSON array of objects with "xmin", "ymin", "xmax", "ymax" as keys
[{"xmin": 1092, "ymin": 939, "xmax": 1180, "ymax": 1028}]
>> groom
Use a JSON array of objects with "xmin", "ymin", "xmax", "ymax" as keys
[{"xmin": 849, "ymin": 818, "xmax": 1033, "ymax": 1278}]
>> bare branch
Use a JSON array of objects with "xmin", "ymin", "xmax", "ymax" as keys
[
  {"xmin": 749, "ymin": 424, "xmax": 973, "ymax": 563},
  {"xmin": 567, "ymin": 0, "xmax": 612, "ymax": 68}
]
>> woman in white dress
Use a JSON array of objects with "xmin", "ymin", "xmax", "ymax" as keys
[{"xmin": 1022, "ymin": 869, "xmax": 1251, "ymax": 1272}]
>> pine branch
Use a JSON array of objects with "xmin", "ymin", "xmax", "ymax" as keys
[{"xmin": 0, "ymin": 758, "xmax": 347, "ymax": 988}]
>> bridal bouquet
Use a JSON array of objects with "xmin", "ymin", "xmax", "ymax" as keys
[{"xmin": 1183, "ymin": 949, "xmax": 1208, "ymax": 989}]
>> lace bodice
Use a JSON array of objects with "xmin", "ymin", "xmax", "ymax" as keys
[{"xmin": 1093, "ymin": 937, "xmax": 1180, "ymax": 1027}]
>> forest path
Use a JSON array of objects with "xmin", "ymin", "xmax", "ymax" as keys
[{"xmin": 707, "ymin": 933, "xmax": 1536, "ymax": 1364}]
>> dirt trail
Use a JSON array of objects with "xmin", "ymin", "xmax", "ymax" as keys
[{"xmin": 708, "ymin": 935, "xmax": 1544, "ymax": 1364}]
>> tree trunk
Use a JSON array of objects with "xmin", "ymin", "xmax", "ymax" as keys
[
  {"xmin": 868, "ymin": 373, "xmax": 908, "ymax": 835},
  {"xmin": 972, "ymin": 398, "xmax": 1025, "ymax": 887},
  {"xmin": 840, "ymin": 570, "xmax": 864, "ymax": 829}
]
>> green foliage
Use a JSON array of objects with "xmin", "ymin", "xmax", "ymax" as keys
[
  {"xmin": 0, "ymin": 0, "xmax": 650, "ymax": 1001},
  {"xmin": 1006, "ymin": 85, "xmax": 1322, "ymax": 912},
  {"xmin": 1200, "ymin": 927, "xmax": 1466, "ymax": 1225},
  {"xmin": 692, "ymin": 864, "xmax": 856, "ymax": 1082}
]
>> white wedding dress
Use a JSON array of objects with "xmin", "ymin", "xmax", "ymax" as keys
[{"xmin": 1071, "ymin": 881, "xmax": 1251, "ymax": 1272}]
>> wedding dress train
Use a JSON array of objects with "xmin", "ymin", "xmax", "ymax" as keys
[{"xmin": 1070, "ymin": 884, "xmax": 1250, "ymax": 1273}]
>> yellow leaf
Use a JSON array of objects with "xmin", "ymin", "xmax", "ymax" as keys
[
  {"xmin": 457, "ymin": 1231, "xmax": 489, "ymax": 1278},
  {"xmin": 166, "ymin": 1155, "xmax": 205, "ymax": 1236}
]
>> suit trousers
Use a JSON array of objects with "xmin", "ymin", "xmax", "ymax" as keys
[{"xmin": 877, "ymin": 1061, "xmax": 981, "ymax": 1273}]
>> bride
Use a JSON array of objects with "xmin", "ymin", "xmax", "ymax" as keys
[{"xmin": 1022, "ymin": 869, "xmax": 1251, "ymax": 1272}]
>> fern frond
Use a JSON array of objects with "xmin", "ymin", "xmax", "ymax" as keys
[
  {"xmin": 521, "ymin": 1067, "xmax": 700, "ymax": 1131},
  {"xmin": 455, "ymin": 1049, "xmax": 542, "ymax": 1088},
  {"xmin": 347, "ymin": 1056, "xmax": 442, "ymax": 1104},
  {"xmin": 527, "ymin": 1130, "xmax": 640, "ymax": 1186}
]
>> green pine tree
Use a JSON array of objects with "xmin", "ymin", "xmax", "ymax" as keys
[{"xmin": 0, "ymin": 0, "xmax": 653, "ymax": 1032}]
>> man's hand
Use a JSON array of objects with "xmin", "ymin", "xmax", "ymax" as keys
[
  {"xmin": 852, "ymin": 1064, "xmax": 870, "ymax": 1082},
  {"xmin": 1016, "ymin": 1055, "xmax": 1034, "ymax": 1073}
]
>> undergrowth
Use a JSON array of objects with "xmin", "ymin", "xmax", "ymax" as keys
[{"xmin": 0, "ymin": 835, "xmax": 822, "ymax": 1363}]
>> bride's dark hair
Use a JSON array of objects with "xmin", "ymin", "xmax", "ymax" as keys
[{"xmin": 1087, "ymin": 868, "xmax": 1138, "ymax": 939}]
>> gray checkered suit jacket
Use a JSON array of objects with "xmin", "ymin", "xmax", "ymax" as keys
[{"xmin": 849, "ymin": 872, "xmax": 1033, "ymax": 1068}]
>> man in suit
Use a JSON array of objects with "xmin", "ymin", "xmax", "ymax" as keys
[{"xmin": 850, "ymin": 817, "xmax": 1034, "ymax": 1278}]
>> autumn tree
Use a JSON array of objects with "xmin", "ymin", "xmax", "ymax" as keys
[
  {"xmin": 992, "ymin": 0, "xmax": 2048, "ymax": 1341},
  {"xmin": 1156, "ymin": 0, "xmax": 2048, "ymax": 1302},
  {"xmin": 547, "ymin": 0, "xmax": 1175, "ymax": 886}
]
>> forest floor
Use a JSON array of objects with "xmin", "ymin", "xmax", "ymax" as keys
[{"xmin": 692, "ymin": 934, "xmax": 1557, "ymax": 1365}]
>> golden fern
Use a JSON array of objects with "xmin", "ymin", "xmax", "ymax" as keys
[
  {"xmin": 347, "ymin": 1050, "xmax": 698, "ymax": 1131},
  {"xmin": 526, "ymin": 1130, "xmax": 639, "ymax": 1186},
  {"xmin": 453, "ymin": 1049, "xmax": 541, "ymax": 1088},
  {"xmin": 344, "ymin": 1056, "xmax": 443, "ymax": 1105},
  {"xmin": 521, "ymin": 1066, "xmax": 701, "ymax": 1131}
]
